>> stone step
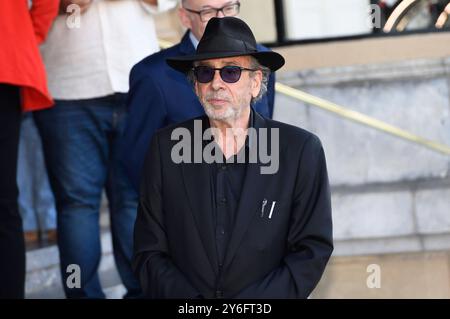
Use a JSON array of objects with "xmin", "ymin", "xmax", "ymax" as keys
[{"xmin": 25, "ymin": 231, "xmax": 124, "ymax": 299}]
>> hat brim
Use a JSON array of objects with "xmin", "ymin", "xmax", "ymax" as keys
[{"xmin": 166, "ymin": 51, "xmax": 285, "ymax": 74}]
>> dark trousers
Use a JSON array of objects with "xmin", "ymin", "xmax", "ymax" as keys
[{"xmin": 0, "ymin": 84, "xmax": 25, "ymax": 298}]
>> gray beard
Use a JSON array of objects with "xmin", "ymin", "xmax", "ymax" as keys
[{"xmin": 202, "ymin": 102, "xmax": 241, "ymax": 121}]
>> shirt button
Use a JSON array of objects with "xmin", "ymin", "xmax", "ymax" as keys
[
  {"xmin": 221, "ymin": 165, "xmax": 227, "ymax": 170},
  {"xmin": 220, "ymin": 198, "xmax": 227, "ymax": 204}
]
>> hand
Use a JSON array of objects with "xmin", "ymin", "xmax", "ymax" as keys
[{"xmin": 59, "ymin": 0, "xmax": 93, "ymax": 15}]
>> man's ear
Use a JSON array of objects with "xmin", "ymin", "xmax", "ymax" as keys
[{"xmin": 178, "ymin": 7, "xmax": 192, "ymax": 30}]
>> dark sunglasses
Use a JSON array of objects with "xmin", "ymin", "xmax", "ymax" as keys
[{"xmin": 193, "ymin": 65, "xmax": 257, "ymax": 83}]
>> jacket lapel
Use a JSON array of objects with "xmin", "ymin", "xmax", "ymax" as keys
[{"xmin": 181, "ymin": 116, "xmax": 219, "ymax": 275}]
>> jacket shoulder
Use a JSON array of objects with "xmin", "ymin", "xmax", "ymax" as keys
[{"xmin": 131, "ymin": 43, "xmax": 183, "ymax": 79}]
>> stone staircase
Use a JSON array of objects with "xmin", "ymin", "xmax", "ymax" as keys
[
  {"xmin": 25, "ymin": 231, "xmax": 126, "ymax": 299},
  {"xmin": 25, "ymin": 202, "xmax": 128, "ymax": 299},
  {"xmin": 274, "ymin": 56, "xmax": 450, "ymax": 298}
]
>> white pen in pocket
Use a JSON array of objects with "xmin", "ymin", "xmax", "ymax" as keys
[
  {"xmin": 268, "ymin": 201, "xmax": 276, "ymax": 219},
  {"xmin": 261, "ymin": 198, "xmax": 268, "ymax": 217}
]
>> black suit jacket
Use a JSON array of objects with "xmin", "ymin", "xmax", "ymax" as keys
[{"xmin": 133, "ymin": 110, "xmax": 333, "ymax": 299}]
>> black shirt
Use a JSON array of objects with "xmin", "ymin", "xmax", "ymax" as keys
[{"xmin": 206, "ymin": 111, "xmax": 254, "ymax": 266}]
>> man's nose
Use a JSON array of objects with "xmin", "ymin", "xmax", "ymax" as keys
[{"xmin": 210, "ymin": 70, "xmax": 225, "ymax": 90}]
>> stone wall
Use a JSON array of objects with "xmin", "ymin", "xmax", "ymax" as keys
[{"xmin": 274, "ymin": 56, "xmax": 450, "ymax": 297}]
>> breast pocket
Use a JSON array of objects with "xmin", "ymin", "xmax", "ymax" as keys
[
  {"xmin": 247, "ymin": 198, "xmax": 292, "ymax": 255},
  {"xmin": 259, "ymin": 198, "xmax": 291, "ymax": 221}
]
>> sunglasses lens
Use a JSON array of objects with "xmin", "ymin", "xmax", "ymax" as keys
[
  {"xmin": 220, "ymin": 66, "xmax": 241, "ymax": 83},
  {"xmin": 193, "ymin": 66, "xmax": 242, "ymax": 83},
  {"xmin": 194, "ymin": 66, "xmax": 215, "ymax": 83}
]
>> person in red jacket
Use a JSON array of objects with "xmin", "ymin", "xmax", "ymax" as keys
[{"xmin": 0, "ymin": 0, "xmax": 58, "ymax": 298}]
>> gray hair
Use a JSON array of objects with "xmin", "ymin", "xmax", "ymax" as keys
[
  {"xmin": 186, "ymin": 56, "xmax": 271, "ymax": 105},
  {"xmin": 187, "ymin": 66, "xmax": 196, "ymax": 87},
  {"xmin": 248, "ymin": 56, "xmax": 270, "ymax": 105}
]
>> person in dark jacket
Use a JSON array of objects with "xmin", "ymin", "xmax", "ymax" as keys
[{"xmin": 133, "ymin": 17, "xmax": 333, "ymax": 299}]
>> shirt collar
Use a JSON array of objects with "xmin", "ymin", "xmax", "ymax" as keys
[{"xmin": 189, "ymin": 31, "xmax": 200, "ymax": 50}]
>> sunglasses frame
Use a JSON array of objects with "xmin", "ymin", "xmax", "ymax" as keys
[{"xmin": 192, "ymin": 65, "xmax": 258, "ymax": 84}]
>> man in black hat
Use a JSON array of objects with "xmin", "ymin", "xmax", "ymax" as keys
[
  {"xmin": 122, "ymin": 0, "xmax": 276, "ymax": 192},
  {"xmin": 133, "ymin": 17, "xmax": 333, "ymax": 299}
]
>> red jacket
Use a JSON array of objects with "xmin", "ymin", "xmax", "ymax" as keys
[{"xmin": 0, "ymin": 0, "xmax": 58, "ymax": 111}]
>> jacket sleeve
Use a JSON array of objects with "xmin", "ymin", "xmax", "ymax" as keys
[
  {"xmin": 132, "ymin": 134, "xmax": 202, "ymax": 298},
  {"xmin": 29, "ymin": 0, "xmax": 58, "ymax": 44},
  {"xmin": 122, "ymin": 65, "xmax": 168, "ymax": 191},
  {"xmin": 234, "ymin": 135, "xmax": 333, "ymax": 299}
]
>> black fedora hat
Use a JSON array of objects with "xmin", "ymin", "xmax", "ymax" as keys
[{"xmin": 166, "ymin": 17, "xmax": 285, "ymax": 73}]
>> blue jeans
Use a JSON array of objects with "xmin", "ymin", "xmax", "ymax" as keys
[
  {"xmin": 34, "ymin": 94, "xmax": 141, "ymax": 298},
  {"xmin": 17, "ymin": 113, "xmax": 56, "ymax": 232}
]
